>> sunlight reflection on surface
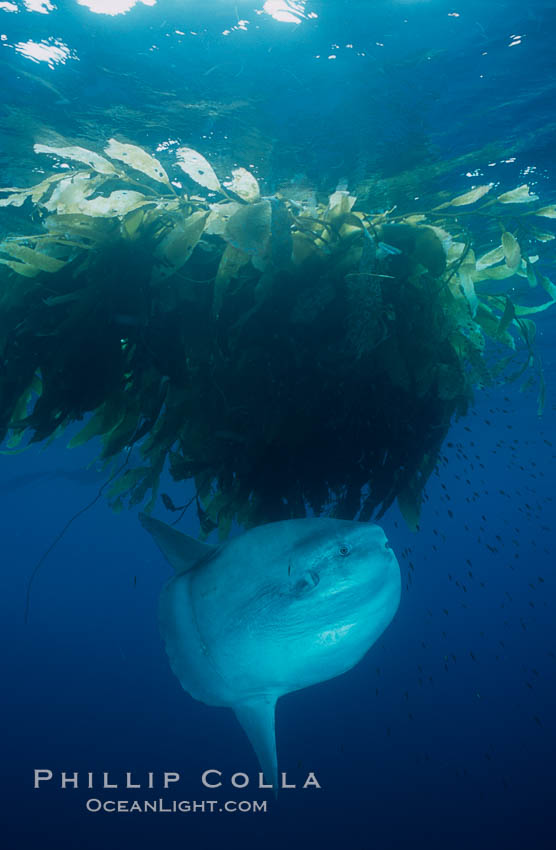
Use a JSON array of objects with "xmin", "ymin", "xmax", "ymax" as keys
[
  {"xmin": 262, "ymin": 1, "xmax": 306, "ymax": 24},
  {"xmin": 23, "ymin": 0, "xmax": 55, "ymax": 13},
  {"xmin": 77, "ymin": 0, "xmax": 156, "ymax": 15},
  {"xmin": 14, "ymin": 37, "xmax": 76, "ymax": 65}
]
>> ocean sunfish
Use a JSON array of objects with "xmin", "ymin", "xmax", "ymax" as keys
[{"xmin": 140, "ymin": 514, "xmax": 401, "ymax": 788}]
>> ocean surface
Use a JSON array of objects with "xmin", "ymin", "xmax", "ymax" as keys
[{"xmin": 2, "ymin": 1, "xmax": 556, "ymax": 848}]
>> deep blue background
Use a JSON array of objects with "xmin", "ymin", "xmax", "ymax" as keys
[{"xmin": 1, "ymin": 1, "xmax": 556, "ymax": 848}]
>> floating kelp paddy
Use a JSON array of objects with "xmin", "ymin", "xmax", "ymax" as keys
[{"xmin": 1, "ymin": 140, "xmax": 554, "ymax": 535}]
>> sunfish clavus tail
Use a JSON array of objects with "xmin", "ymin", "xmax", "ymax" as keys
[{"xmin": 140, "ymin": 514, "xmax": 401, "ymax": 789}]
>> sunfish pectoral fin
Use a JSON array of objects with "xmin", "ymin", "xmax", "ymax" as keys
[
  {"xmin": 139, "ymin": 512, "xmax": 218, "ymax": 574},
  {"xmin": 234, "ymin": 696, "xmax": 278, "ymax": 793}
]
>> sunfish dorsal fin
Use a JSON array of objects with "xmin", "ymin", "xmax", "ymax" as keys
[
  {"xmin": 234, "ymin": 696, "xmax": 278, "ymax": 791},
  {"xmin": 139, "ymin": 513, "xmax": 217, "ymax": 574}
]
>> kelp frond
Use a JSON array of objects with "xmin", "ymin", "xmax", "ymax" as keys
[{"xmin": 1, "ymin": 138, "xmax": 554, "ymax": 533}]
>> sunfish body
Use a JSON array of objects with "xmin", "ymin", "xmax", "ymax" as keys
[{"xmin": 140, "ymin": 515, "xmax": 401, "ymax": 787}]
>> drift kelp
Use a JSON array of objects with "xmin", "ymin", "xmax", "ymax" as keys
[{"xmin": 0, "ymin": 140, "xmax": 554, "ymax": 532}]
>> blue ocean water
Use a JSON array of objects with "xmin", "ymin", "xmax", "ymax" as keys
[{"xmin": 1, "ymin": 1, "xmax": 556, "ymax": 848}]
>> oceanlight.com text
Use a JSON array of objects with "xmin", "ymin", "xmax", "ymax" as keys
[{"xmin": 85, "ymin": 798, "xmax": 268, "ymax": 814}]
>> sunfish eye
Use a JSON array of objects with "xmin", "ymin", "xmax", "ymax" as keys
[{"xmin": 338, "ymin": 543, "xmax": 351, "ymax": 557}]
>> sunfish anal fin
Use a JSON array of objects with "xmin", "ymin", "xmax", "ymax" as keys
[
  {"xmin": 139, "ymin": 513, "xmax": 218, "ymax": 574},
  {"xmin": 234, "ymin": 696, "xmax": 278, "ymax": 793}
]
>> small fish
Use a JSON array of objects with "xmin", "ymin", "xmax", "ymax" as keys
[
  {"xmin": 14, "ymin": 66, "xmax": 72, "ymax": 105},
  {"xmin": 377, "ymin": 241, "xmax": 403, "ymax": 260}
]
